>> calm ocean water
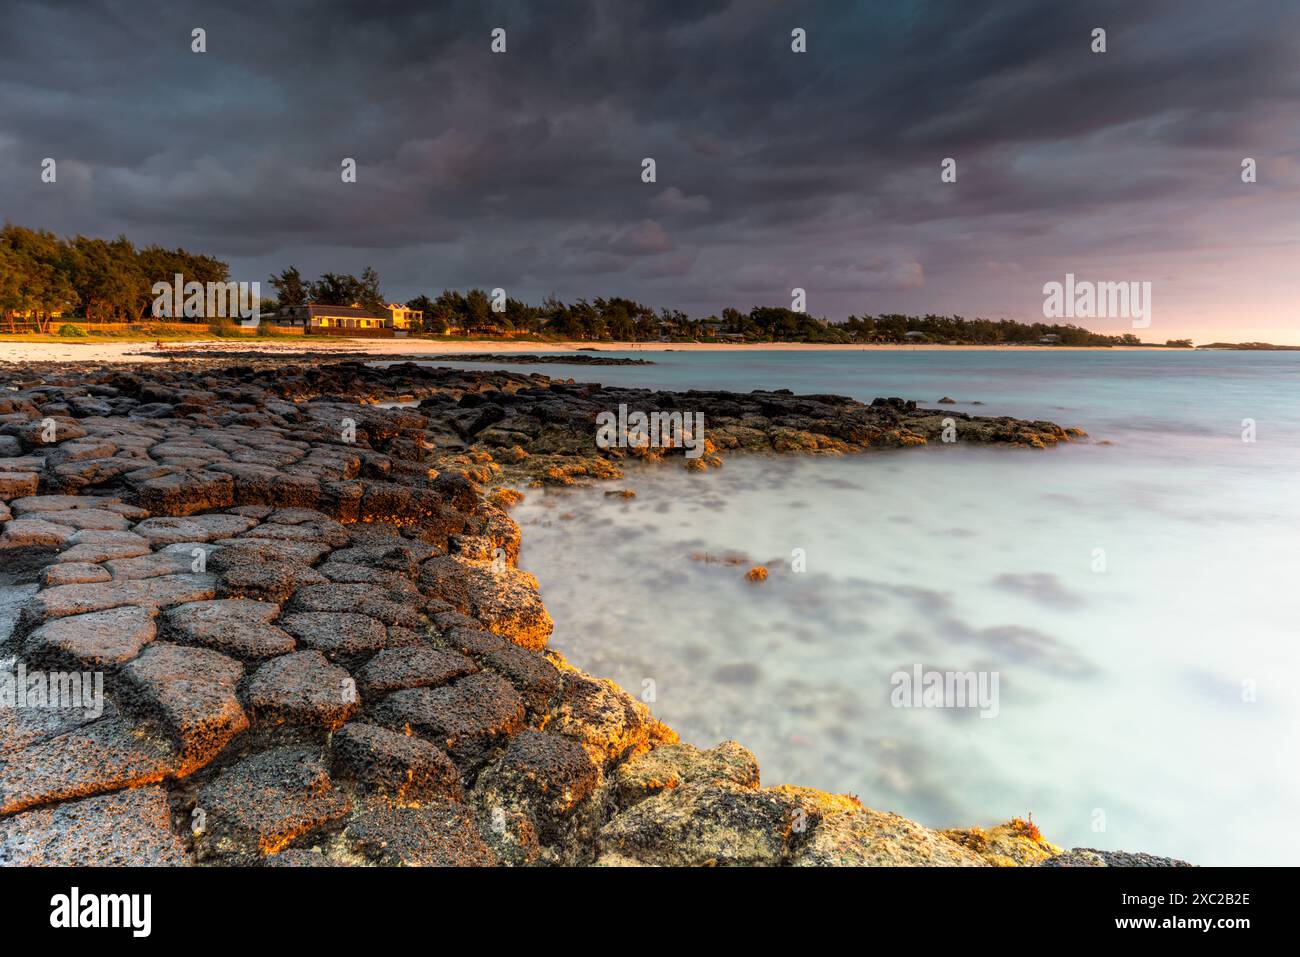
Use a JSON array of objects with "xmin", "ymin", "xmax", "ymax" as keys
[{"xmin": 435, "ymin": 348, "xmax": 1298, "ymax": 866}]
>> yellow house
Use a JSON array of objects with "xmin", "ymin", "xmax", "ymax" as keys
[
  {"xmin": 385, "ymin": 303, "xmax": 422, "ymax": 331},
  {"xmin": 277, "ymin": 304, "xmax": 387, "ymax": 330}
]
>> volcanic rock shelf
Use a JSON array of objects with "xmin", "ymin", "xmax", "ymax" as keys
[{"xmin": 0, "ymin": 357, "xmax": 1182, "ymax": 867}]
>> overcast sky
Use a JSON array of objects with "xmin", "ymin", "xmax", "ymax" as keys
[{"xmin": 2, "ymin": 0, "xmax": 1297, "ymax": 341}]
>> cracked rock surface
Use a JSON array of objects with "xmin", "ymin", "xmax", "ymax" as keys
[{"xmin": 0, "ymin": 357, "xmax": 1180, "ymax": 866}]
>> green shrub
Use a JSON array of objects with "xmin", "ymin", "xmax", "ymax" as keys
[{"xmin": 57, "ymin": 323, "xmax": 87, "ymax": 337}]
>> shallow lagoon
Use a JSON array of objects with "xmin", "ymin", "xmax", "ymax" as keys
[{"xmin": 496, "ymin": 349, "xmax": 1300, "ymax": 865}]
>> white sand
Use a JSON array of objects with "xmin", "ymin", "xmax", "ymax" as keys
[{"xmin": 0, "ymin": 338, "xmax": 1185, "ymax": 365}]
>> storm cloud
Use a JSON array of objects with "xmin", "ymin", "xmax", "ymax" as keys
[{"xmin": 2, "ymin": 0, "xmax": 1297, "ymax": 339}]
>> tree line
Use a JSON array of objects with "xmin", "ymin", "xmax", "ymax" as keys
[
  {"xmin": 3, "ymin": 222, "xmax": 1155, "ymax": 345},
  {"xmin": 370, "ymin": 293, "xmax": 1151, "ymax": 346},
  {"xmin": 0, "ymin": 224, "xmax": 228, "ymax": 331}
]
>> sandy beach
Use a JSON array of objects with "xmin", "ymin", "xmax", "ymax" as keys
[{"xmin": 0, "ymin": 337, "xmax": 1190, "ymax": 365}]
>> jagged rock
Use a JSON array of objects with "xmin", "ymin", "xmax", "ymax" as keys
[
  {"xmin": 55, "ymin": 529, "xmax": 153, "ymax": 563},
  {"xmin": 103, "ymin": 551, "xmax": 195, "ymax": 580},
  {"xmin": 245, "ymin": 650, "xmax": 359, "ymax": 729},
  {"xmin": 354, "ymin": 646, "xmax": 476, "ymax": 697},
  {"xmin": 24, "ymin": 604, "xmax": 157, "ymax": 669},
  {"xmin": 546, "ymin": 665, "xmax": 675, "ymax": 767},
  {"xmin": 0, "ymin": 518, "xmax": 76, "ymax": 550},
  {"xmin": 613, "ymin": 741, "xmax": 760, "ymax": 807},
  {"xmin": 317, "ymin": 560, "xmax": 422, "ymax": 596},
  {"xmin": 0, "ymin": 785, "xmax": 189, "ymax": 866},
  {"xmin": 21, "ymin": 573, "xmax": 216, "ymax": 624},
  {"xmin": 0, "ymin": 693, "xmax": 114, "ymax": 757},
  {"xmin": 1038, "ymin": 848, "xmax": 1195, "ymax": 867},
  {"xmin": 597, "ymin": 783, "xmax": 798, "ymax": 867},
  {"xmin": 8, "ymin": 495, "xmax": 134, "ymax": 518},
  {"xmin": 474, "ymin": 730, "xmax": 600, "ymax": 851},
  {"xmin": 278, "ymin": 612, "xmax": 390, "ymax": 658},
  {"xmin": 440, "ymin": 627, "xmax": 561, "ymax": 715},
  {"xmin": 345, "ymin": 797, "xmax": 496, "ymax": 866},
  {"xmin": 329, "ymin": 539, "xmax": 435, "ymax": 578},
  {"xmin": 287, "ymin": 583, "xmax": 424, "ymax": 629},
  {"xmin": 133, "ymin": 513, "xmax": 258, "ymax": 545},
  {"xmin": 40, "ymin": 562, "xmax": 112, "ymax": 587},
  {"xmin": 117, "ymin": 643, "xmax": 247, "ymax": 766},
  {"xmin": 162, "ymin": 598, "xmax": 295, "ymax": 659},
  {"xmin": 210, "ymin": 547, "xmax": 326, "ymax": 603},
  {"xmin": 0, "ymin": 472, "xmax": 39, "ymax": 501},
  {"xmin": 194, "ymin": 747, "xmax": 351, "ymax": 860},
  {"xmin": 25, "ymin": 508, "xmax": 132, "ymax": 531},
  {"xmin": 331, "ymin": 722, "xmax": 462, "ymax": 801},
  {"xmin": 419, "ymin": 555, "xmax": 553, "ymax": 650},
  {"xmin": 369, "ymin": 672, "xmax": 525, "ymax": 771},
  {"xmin": 0, "ymin": 718, "xmax": 179, "ymax": 815},
  {"xmin": 943, "ymin": 819, "xmax": 1063, "ymax": 866},
  {"xmin": 129, "ymin": 470, "xmax": 234, "ymax": 516},
  {"xmin": 775, "ymin": 787, "xmax": 988, "ymax": 867}
]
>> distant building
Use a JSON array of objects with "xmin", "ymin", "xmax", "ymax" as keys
[
  {"xmin": 277, "ymin": 304, "xmax": 387, "ymax": 330},
  {"xmin": 278, "ymin": 302, "xmax": 421, "ymax": 333},
  {"xmin": 385, "ymin": 302, "xmax": 422, "ymax": 331},
  {"xmin": 903, "ymin": 330, "xmax": 926, "ymax": 340},
  {"xmin": 276, "ymin": 304, "xmax": 423, "ymax": 338},
  {"xmin": 1039, "ymin": 334, "xmax": 1061, "ymax": 343},
  {"xmin": 702, "ymin": 319, "xmax": 744, "ymax": 341}
]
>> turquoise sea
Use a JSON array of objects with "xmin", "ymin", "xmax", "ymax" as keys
[{"xmin": 430, "ymin": 348, "xmax": 1299, "ymax": 866}]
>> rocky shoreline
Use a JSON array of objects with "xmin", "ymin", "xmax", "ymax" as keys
[
  {"xmin": 411, "ymin": 352, "xmax": 656, "ymax": 366},
  {"xmin": 0, "ymin": 357, "xmax": 1189, "ymax": 866}
]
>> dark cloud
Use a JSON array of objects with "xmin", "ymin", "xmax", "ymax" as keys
[{"xmin": 1, "ymin": 0, "xmax": 1297, "ymax": 336}]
